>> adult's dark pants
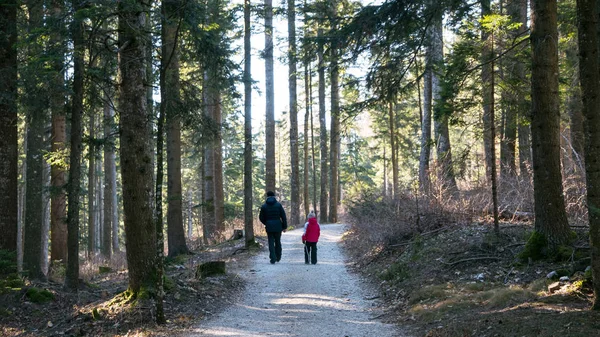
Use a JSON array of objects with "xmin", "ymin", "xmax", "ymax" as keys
[
  {"xmin": 267, "ymin": 231, "xmax": 282, "ymax": 263},
  {"xmin": 304, "ymin": 241, "xmax": 318, "ymax": 264}
]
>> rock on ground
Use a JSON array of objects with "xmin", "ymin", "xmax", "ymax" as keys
[{"xmin": 187, "ymin": 224, "xmax": 403, "ymax": 337}]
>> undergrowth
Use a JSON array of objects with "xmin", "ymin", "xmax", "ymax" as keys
[{"xmin": 344, "ymin": 183, "xmax": 596, "ymax": 337}]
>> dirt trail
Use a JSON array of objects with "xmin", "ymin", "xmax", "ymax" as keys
[{"xmin": 188, "ymin": 224, "xmax": 403, "ymax": 337}]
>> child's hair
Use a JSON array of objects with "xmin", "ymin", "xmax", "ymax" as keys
[{"xmin": 307, "ymin": 211, "xmax": 316, "ymax": 219}]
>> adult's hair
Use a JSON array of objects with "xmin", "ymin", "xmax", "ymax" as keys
[{"xmin": 266, "ymin": 190, "xmax": 275, "ymax": 197}]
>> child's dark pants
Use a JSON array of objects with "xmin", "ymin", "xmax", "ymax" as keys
[{"xmin": 304, "ymin": 242, "xmax": 318, "ymax": 264}]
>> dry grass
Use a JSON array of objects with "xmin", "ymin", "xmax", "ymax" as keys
[{"xmin": 343, "ymin": 178, "xmax": 598, "ymax": 337}]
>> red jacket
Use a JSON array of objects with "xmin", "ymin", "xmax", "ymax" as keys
[{"xmin": 302, "ymin": 218, "xmax": 320, "ymax": 243}]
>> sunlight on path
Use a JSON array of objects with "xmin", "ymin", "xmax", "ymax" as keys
[{"xmin": 187, "ymin": 224, "xmax": 403, "ymax": 337}]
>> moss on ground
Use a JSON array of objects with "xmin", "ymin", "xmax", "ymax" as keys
[
  {"xmin": 519, "ymin": 231, "xmax": 547, "ymax": 261},
  {"xmin": 25, "ymin": 287, "xmax": 54, "ymax": 304}
]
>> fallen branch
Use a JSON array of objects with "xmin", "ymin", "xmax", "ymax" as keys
[
  {"xmin": 388, "ymin": 226, "xmax": 451, "ymax": 247},
  {"xmin": 504, "ymin": 242, "xmax": 525, "ymax": 248},
  {"xmin": 440, "ymin": 256, "xmax": 501, "ymax": 266},
  {"xmin": 231, "ymin": 248, "xmax": 248, "ymax": 256}
]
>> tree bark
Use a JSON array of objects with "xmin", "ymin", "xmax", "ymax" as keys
[
  {"xmin": 430, "ymin": 8, "xmax": 457, "ymax": 194},
  {"xmin": 105, "ymin": 98, "xmax": 119, "ymax": 254},
  {"xmin": 389, "ymin": 103, "xmax": 399, "ymax": 198},
  {"xmin": 530, "ymin": 0, "xmax": 570, "ymax": 247},
  {"xmin": 23, "ymin": 0, "xmax": 46, "ymax": 280},
  {"xmin": 213, "ymin": 90, "xmax": 225, "ymax": 239},
  {"xmin": 203, "ymin": 72, "xmax": 216, "ymax": 244},
  {"xmin": 309, "ymin": 68, "xmax": 317, "ymax": 214},
  {"xmin": 48, "ymin": 0, "xmax": 68, "ymax": 263},
  {"xmin": 481, "ymin": 0, "xmax": 493, "ymax": 184},
  {"xmin": 289, "ymin": 0, "xmax": 300, "ymax": 228},
  {"xmin": 500, "ymin": 0, "xmax": 525, "ymax": 178},
  {"xmin": 102, "ymin": 92, "xmax": 114, "ymax": 258},
  {"xmin": 118, "ymin": 0, "xmax": 156, "ymax": 293},
  {"xmin": 156, "ymin": 3, "xmax": 170, "ymax": 318},
  {"xmin": 42, "ymin": 147, "xmax": 51, "ymax": 275},
  {"xmin": 576, "ymin": 0, "xmax": 600, "ymax": 310},
  {"xmin": 328, "ymin": 1, "xmax": 340, "ymax": 223},
  {"xmin": 0, "ymin": 0, "xmax": 18, "ymax": 254},
  {"xmin": 512, "ymin": 0, "xmax": 532, "ymax": 178},
  {"xmin": 317, "ymin": 20, "xmax": 328, "ymax": 223},
  {"xmin": 164, "ymin": 0, "xmax": 189, "ymax": 257},
  {"xmin": 303, "ymin": 61, "xmax": 310, "ymax": 216},
  {"xmin": 65, "ymin": 0, "xmax": 84, "ymax": 290},
  {"xmin": 265, "ymin": 0, "xmax": 276, "ymax": 193},
  {"xmin": 244, "ymin": 0, "xmax": 255, "ymax": 247},
  {"xmin": 419, "ymin": 59, "xmax": 432, "ymax": 194},
  {"xmin": 88, "ymin": 111, "xmax": 96, "ymax": 256}
]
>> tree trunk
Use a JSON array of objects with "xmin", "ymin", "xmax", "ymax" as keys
[
  {"xmin": 328, "ymin": 2, "xmax": 340, "ymax": 223},
  {"xmin": 481, "ymin": 1, "xmax": 499, "ymax": 232},
  {"xmin": 42, "ymin": 146, "xmax": 51, "ymax": 275},
  {"xmin": 431, "ymin": 11, "xmax": 457, "ymax": 194},
  {"xmin": 213, "ymin": 91, "xmax": 225, "ymax": 239},
  {"xmin": 244, "ymin": 0, "xmax": 255, "ymax": 247},
  {"xmin": 512, "ymin": 0, "xmax": 532, "ymax": 178},
  {"xmin": 489, "ymin": 33, "xmax": 500, "ymax": 234},
  {"xmin": 317, "ymin": 21, "xmax": 328, "ymax": 223},
  {"xmin": 500, "ymin": 0, "xmax": 524, "ymax": 179},
  {"xmin": 481, "ymin": 0, "xmax": 493, "ymax": 184},
  {"xmin": 389, "ymin": 103, "xmax": 399, "ymax": 198},
  {"xmin": 203, "ymin": 71, "xmax": 216, "ymax": 244},
  {"xmin": 419, "ymin": 59, "xmax": 432, "ymax": 194},
  {"xmin": 88, "ymin": 111, "xmax": 96, "ymax": 256},
  {"xmin": 65, "ymin": 0, "xmax": 84, "ymax": 290},
  {"xmin": 565, "ymin": 42, "xmax": 585, "ymax": 172},
  {"xmin": 576, "ymin": 0, "xmax": 600, "ymax": 310},
  {"xmin": 118, "ymin": 0, "xmax": 156, "ymax": 293},
  {"xmin": 0, "ymin": 0, "xmax": 18, "ymax": 254},
  {"xmin": 187, "ymin": 190, "xmax": 193, "ymax": 239},
  {"xmin": 265, "ymin": 0, "xmax": 276, "ymax": 193},
  {"xmin": 530, "ymin": 0, "xmax": 570, "ymax": 247},
  {"xmin": 102, "ymin": 93, "xmax": 113, "ymax": 258},
  {"xmin": 383, "ymin": 139, "xmax": 387, "ymax": 196},
  {"xmin": 309, "ymin": 68, "xmax": 317, "ymax": 214},
  {"xmin": 156, "ymin": 5, "xmax": 170, "ymax": 319},
  {"xmin": 164, "ymin": 0, "xmax": 189, "ymax": 257},
  {"xmin": 567, "ymin": 78, "xmax": 585, "ymax": 171},
  {"xmin": 47, "ymin": 0, "xmax": 68, "ymax": 263},
  {"xmin": 23, "ymin": 0, "xmax": 46, "ymax": 280},
  {"xmin": 289, "ymin": 0, "xmax": 300, "ymax": 228},
  {"xmin": 303, "ymin": 61, "xmax": 310, "ymax": 216},
  {"xmin": 500, "ymin": 100, "xmax": 517, "ymax": 178},
  {"xmin": 104, "ymin": 98, "xmax": 119, "ymax": 254},
  {"xmin": 146, "ymin": 12, "xmax": 155, "ymax": 200}
]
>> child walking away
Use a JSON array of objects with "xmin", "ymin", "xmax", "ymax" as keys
[{"xmin": 302, "ymin": 211, "xmax": 320, "ymax": 265}]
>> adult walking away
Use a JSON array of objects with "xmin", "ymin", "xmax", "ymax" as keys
[{"xmin": 259, "ymin": 191, "xmax": 288, "ymax": 264}]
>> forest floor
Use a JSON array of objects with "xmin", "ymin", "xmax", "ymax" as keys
[
  {"xmin": 0, "ymin": 235, "xmax": 257, "ymax": 337},
  {"xmin": 3, "ymin": 218, "xmax": 600, "ymax": 337},
  {"xmin": 343, "ymin": 218, "xmax": 600, "ymax": 337}
]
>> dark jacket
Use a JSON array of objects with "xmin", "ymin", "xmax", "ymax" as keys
[{"xmin": 259, "ymin": 196, "xmax": 288, "ymax": 233}]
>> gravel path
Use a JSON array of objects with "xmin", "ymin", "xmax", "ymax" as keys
[{"xmin": 189, "ymin": 224, "xmax": 402, "ymax": 337}]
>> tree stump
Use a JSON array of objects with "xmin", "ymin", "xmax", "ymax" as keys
[
  {"xmin": 196, "ymin": 261, "xmax": 226, "ymax": 279},
  {"xmin": 231, "ymin": 229, "xmax": 244, "ymax": 240}
]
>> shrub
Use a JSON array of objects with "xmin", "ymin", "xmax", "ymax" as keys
[
  {"xmin": 0, "ymin": 250, "xmax": 17, "ymax": 276},
  {"xmin": 379, "ymin": 261, "xmax": 409, "ymax": 282}
]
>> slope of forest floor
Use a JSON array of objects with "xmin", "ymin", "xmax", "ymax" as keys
[
  {"xmin": 342, "ymin": 211, "xmax": 600, "ymax": 337},
  {"xmin": 0, "ymin": 236, "xmax": 263, "ymax": 337}
]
